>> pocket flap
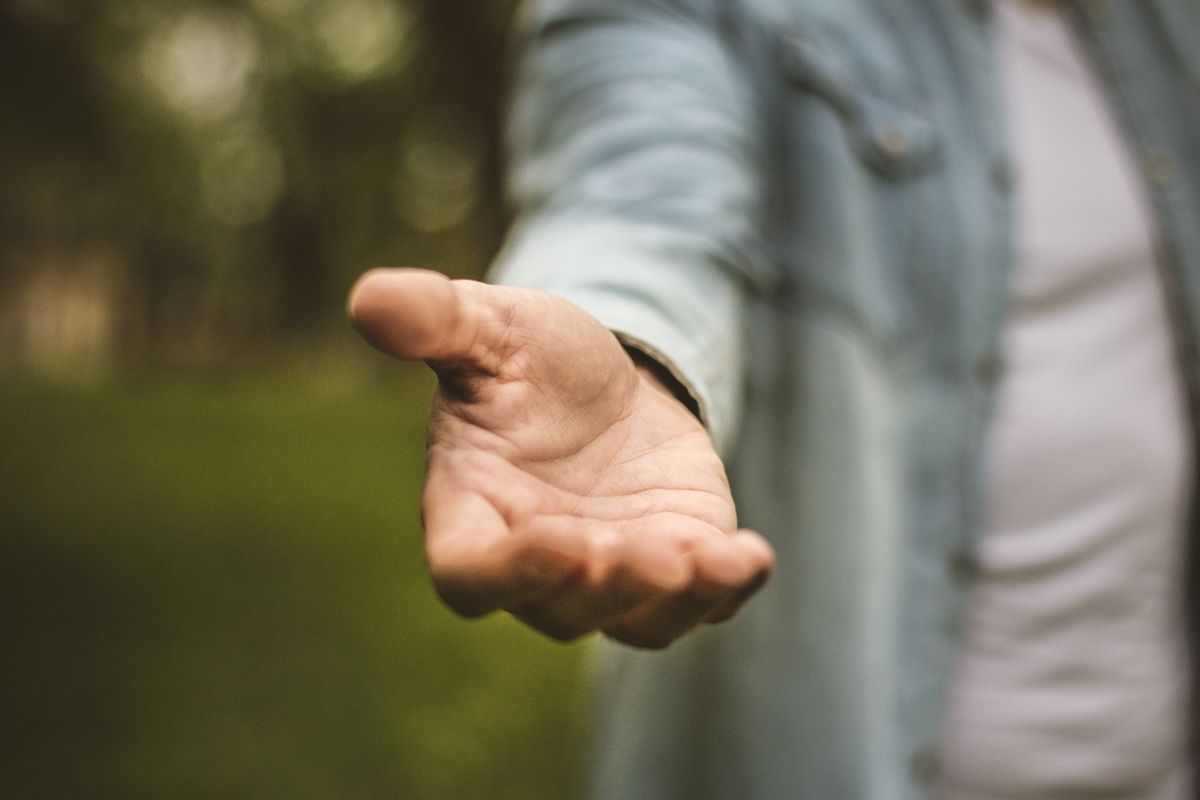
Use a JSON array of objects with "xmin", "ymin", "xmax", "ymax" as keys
[{"xmin": 779, "ymin": 31, "xmax": 941, "ymax": 179}]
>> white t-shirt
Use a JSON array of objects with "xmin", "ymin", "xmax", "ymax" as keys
[{"xmin": 936, "ymin": 3, "xmax": 1194, "ymax": 798}]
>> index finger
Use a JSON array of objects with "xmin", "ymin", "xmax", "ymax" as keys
[{"xmin": 422, "ymin": 485, "xmax": 588, "ymax": 618}]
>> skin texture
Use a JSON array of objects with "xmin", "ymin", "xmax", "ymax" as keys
[{"xmin": 348, "ymin": 268, "xmax": 775, "ymax": 649}]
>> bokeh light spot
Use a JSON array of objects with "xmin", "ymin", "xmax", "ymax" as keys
[
  {"xmin": 311, "ymin": 0, "xmax": 412, "ymax": 82},
  {"xmin": 395, "ymin": 137, "xmax": 480, "ymax": 233},
  {"xmin": 141, "ymin": 10, "xmax": 260, "ymax": 122},
  {"xmin": 200, "ymin": 130, "xmax": 286, "ymax": 227}
]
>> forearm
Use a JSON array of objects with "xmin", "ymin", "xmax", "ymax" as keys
[{"xmin": 491, "ymin": 0, "xmax": 769, "ymax": 453}]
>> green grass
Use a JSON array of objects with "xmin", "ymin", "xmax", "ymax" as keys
[{"xmin": 0, "ymin": 369, "xmax": 587, "ymax": 800}]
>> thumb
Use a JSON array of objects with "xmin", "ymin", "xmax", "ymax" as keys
[{"xmin": 348, "ymin": 268, "xmax": 498, "ymax": 369}]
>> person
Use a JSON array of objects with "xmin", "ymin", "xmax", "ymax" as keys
[{"xmin": 349, "ymin": 0, "xmax": 1200, "ymax": 797}]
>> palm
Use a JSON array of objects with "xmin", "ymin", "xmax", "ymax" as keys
[{"xmin": 351, "ymin": 269, "xmax": 772, "ymax": 648}]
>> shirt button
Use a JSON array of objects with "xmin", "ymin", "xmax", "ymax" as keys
[
  {"xmin": 989, "ymin": 158, "xmax": 1014, "ymax": 193},
  {"xmin": 1144, "ymin": 148, "xmax": 1178, "ymax": 187},
  {"xmin": 876, "ymin": 123, "xmax": 912, "ymax": 161},
  {"xmin": 1081, "ymin": 0, "xmax": 1111, "ymax": 23},
  {"xmin": 975, "ymin": 350, "xmax": 1004, "ymax": 383},
  {"xmin": 960, "ymin": 0, "xmax": 989, "ymax": 21},
  {"xmin": 948, "ymin": 546, "xmax": 981, "ymax": 581},
  {"xmin": 910, "ymin": 746, "xmax": 942, "ymax": 783}
]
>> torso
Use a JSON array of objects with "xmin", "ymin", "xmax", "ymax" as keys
[{"xmin": 936, "ymin": 2, "xmax": 1194, "ymax": 796}]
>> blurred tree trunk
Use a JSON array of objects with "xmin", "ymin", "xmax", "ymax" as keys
[{"xmin": 415, "ymin": 0, "xmax": 519, "ymax": 255}]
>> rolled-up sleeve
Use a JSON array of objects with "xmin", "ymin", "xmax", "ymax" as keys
[{"xmin": 490, "ymin": 0, "xmax": 769, "ymax": 454}]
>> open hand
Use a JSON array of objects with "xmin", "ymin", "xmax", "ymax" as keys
[{"xmin": 348, "ymin": 268, "xmax": 774, "ymax": 648}]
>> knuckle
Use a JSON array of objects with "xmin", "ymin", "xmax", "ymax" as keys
[
  {"xmin": 604, "ymin": 625, "xmax": 680, "ymax": 651},
  {"xmin": 539, "ymin": 624, "xmax": 590, "ymax": 643},
  {"xmin": 429, "ymin": 572, "xmax": 490, "ymax": 619},
  {"xmin": 514, "ymin": 610, "xmax": 592, "ymax": 643},
  {"xmin": 676, "ymin": 580, "xmax": 730, "ymax": 613}
]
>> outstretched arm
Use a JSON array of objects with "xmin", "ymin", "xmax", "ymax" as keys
[
  {"xmin": 349, "ymin": 268, "xmax": 773, "ymax": 649},
  {"xmin": 493, "ymin": 0, "xmax": 771, "ymax": 453}
]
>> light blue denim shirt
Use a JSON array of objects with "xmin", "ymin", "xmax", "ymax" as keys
[{"xmin": 491, "ymin": 1, "xmax": 1200, "ymax": 797}]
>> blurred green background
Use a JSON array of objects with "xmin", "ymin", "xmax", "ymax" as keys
[{"xmin": 0, "ymin": 1, "xmax": 588, "ymax": 797}]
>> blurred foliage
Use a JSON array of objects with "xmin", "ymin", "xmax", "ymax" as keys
[
  {"xmin": 0, "ymin": 374, "xmax": 587, "ymax": 799},
  {"xmin": 0, "ymin": 3, "xmax": 591, "ymax": 799},
  {"xmin": 0, "ymin": 0, "xmax": 519, "ymax": 361}
]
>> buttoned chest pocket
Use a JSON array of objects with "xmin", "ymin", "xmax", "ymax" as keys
[
  {"xmin": 771, "ymin": 20, "xmax": 945, "ymax": 353},
  {"xmin": 779, "ymin": 28, "xmax": 940, "ymax": 178}
]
